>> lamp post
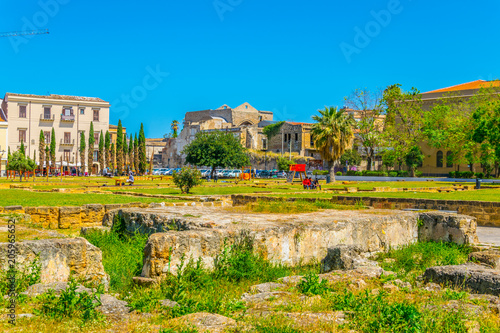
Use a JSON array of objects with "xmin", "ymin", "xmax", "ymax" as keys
[{"xmin": 0, "ymin": 149, "xmax": 5, "ymax": 178}]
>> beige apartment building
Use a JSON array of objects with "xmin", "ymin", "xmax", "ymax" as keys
[
  {"xmin": 0, "ymin": 103, "xmax": 7, "ymax": 176},
  {"xmin": 1, "ymin": 93, "xmax": 110, "ymax": 173}
]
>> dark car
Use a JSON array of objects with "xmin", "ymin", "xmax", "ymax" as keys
[{"xmin": 258, "ymin": 170, "xmax": 271, "ymax": 178}]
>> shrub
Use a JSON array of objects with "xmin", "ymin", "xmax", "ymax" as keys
[
  {"xmin": 336, "ymin": 171, "xmax": 342, "ymax": 176},
  {"xmin": 397, "ymin": 170, "xmax": 409, "ymax": 177},
  {"xmin": 474, "ymin": 172, "xmax": 484, "ymax": 179},
  {"xmin": 297, "ymin": 272, "xmax": 328, "ymax": 295},
  {"xmin": 38, "ymin": 279, "xmax": 103, "ymax": 322},
  {"xmin": 448, "ymin": 171, "xmax": 456, "ymax": 178},
  {"xmin": 173, "ymin": 166, "xmax": 203, "ymax": 194},
  {"xmin": 0, "ymin": 255, "xmax": 41, "ymax": 296},
  {"xmin": 346, "ymin": 170, "xmax": 357, "ymax": 176},
  {"xmin": 415, "ymin": 171, "xmax": 423, "ymax": 177},
  {"xmin": 388, "ymin": 171, "xmax": 398, "ymax": 177},
  {"xmin": 355, "ymin": 171, "xmax": 362, "ymax": 176},
  {"xmin": 313, "ymin": 170, "xmax": 328, "ymax": 175}
]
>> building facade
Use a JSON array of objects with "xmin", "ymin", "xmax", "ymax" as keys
[
  {"xmin": 146, "ymin": 138, "xmax": 166, "ymax": 167},
  {"xmin": 1, "ymin": 93, "xmax": 110, "ymax": 173},
  {"xmin": 0, "ymin": 102, "xmax": 7, "ymax": 176},
  {"xmin": 418, "ymin": 80, "xmax": 500, "ymax": 176},
  {"xmin": 163, "ymin": 103, "xmax": 273, "ymax": 167}
]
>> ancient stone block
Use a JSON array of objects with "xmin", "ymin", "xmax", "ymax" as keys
[
  {"xmin": 417, "ymin": 212, "xmax": 478, "ymax": 244},
  {"xmin": 321, "ymin": 245, "xmax": 363, "ymax": 272},
  {"xmin": 4, "ymin": 205, "xmax": 24, "ymax": 214},
  {"xmin": 469, "ymin": 250, "xmax": 500, "ymax": 269},
  {"xmin": 423, "ymin": 263, "xmax": 500, "ymax": 296},
  {"xmin": 58, "ymin": 206, "xmax": 82, "ymax": 229},
  {"xmin": 0, "ymin": 237, "xmax": 109, "ymax": 287},
  {"xmin": 81, "ymin": 204, "xmax": 105, "ymax": 226}
]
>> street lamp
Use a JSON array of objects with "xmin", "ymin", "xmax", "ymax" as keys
[{"xmin": 0, "ymin": 148, "xmax": 5, "ymax": 177}]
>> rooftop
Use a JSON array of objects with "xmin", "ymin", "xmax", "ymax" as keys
[
  {"xmin": 5, "ymin": 93, "xmax": 107, "ymax": 103},
  {"xmin": 423, "ymin": 80, "xmax": 500, "ymax": 94}
]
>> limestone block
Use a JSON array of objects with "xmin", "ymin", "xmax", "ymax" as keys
[
  {"xmin": 58, "ymin": 206, "xmax": 82, "ymax": 229},
  {"xmin": 81, "ymin": 204, "xmax": 105, "ymax": 226},
  {"xmin": 469, "ymin": 250, "xmax": 500, "ymax": 269},
  {"xmin": 417, "ymin": 212, "xmax": 478, "ymax": 244},
  {"xmin": 0, "ymin": 237, "xmax": 109, "ymax": 287}
]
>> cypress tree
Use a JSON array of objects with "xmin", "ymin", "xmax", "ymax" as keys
[
  {"xmin": 88, "ymin": 122, "xmax": 94, "ymax": 175},
  {"xmin": 98, "ymin": 131, "xmax": 104, "ymax": 174},
  {"xmin": 138, "ymin": 124, "xmax": 147, "ymax": 174},
  {"xmin": 105, "ymin": 131, "xmax": 111, "ymax": 169},
  {"xmin": 39, "ymin": 130, "xmax": 45, "ymax": 171},
  {"xmin": 122, "ymin": 132, "xmax": 128, "ymax": 171},
  {"xmin": 80, "ymin": 131, "xmax": 86, "ymax": 175},
  {"xmin": 129, "ymin": 134, "xmax": 134, "ymax": 172},
  {"xmin": 116, "ymin": 120, "xmax": 123, "ymax": 174},
  {"xmin": 111, "ymin": 142, "xmax": 116, "ymax": 173},
  {"xmin": 134, "ymin": 133, "xmax": 139, "ymax": 174},
  {"xmin": 50, "ymin": 128, "xmax": 56, "ymax": 175}
]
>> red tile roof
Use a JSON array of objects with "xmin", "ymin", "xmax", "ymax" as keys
[
  {"xmin": 6, "ymin": 93, "xmax": 107, "ymax": 102},
  {"xmin": 287, "ymin": 121, "xmax": 313, "ymax": 126},
  {"xmin": 423, "ymin": 80, "xmax": 500, "ymax": 94}
]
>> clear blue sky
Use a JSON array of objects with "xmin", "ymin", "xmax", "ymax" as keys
[{"xmin": 2, "ymin": 0, "xmax": 499, "ymax": 137}]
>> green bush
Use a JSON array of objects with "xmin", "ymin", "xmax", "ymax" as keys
[
  {"xmin": 173, "ymin": 167, "xmax": 203, "ymax": 194},
  {"xmin": 0, "ymin": 255, "xmax": 41, "ymax": 296},
  {"xmin": 336, "ymin": 171, "xmax": 342, "ymax": 176},
  {"xmin": 389, "ymin": 171, "xmax": 398, "ymax": 177},
  {"xmin": 37, "ymin": 279, "xmax": 103, "ymax": 322},
  {"xmin": 475, "ymin": 172, "xmax": 484, "ymax": 179},
  {"xmin": 415, "ymin": 171, "xmax": 423, "ymax": 177},
  {"xmin": 313, "ymin": 170, "xmax": 329, "ymax": 175},
  {"xmin": 397, "ymin": 170, "xmax": 409, "ymax": 177},
  {"xmin": 346, "ymin": 170, "xmax": 357, "ymax": 176},
  {"xmin": 448, "ymin": 171, "xmax": 456, "ymax": 178},
  {"xmin": 297, "ymin": 272, "xmax": 328, "ymax": 295}
]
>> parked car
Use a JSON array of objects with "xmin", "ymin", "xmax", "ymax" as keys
[{"xmin": 258, "ymin": 170, "xmax": 271, "ymax": 178}]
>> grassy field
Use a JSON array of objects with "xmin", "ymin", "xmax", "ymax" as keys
[
  {"xmin": 336, "ymin": 188, "xmax": 500, "ymax": 202},
  {"xmin": 0, "ymin": 189, "xmax": 177, "ymax": 207}
]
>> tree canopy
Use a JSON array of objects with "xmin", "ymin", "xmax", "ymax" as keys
[
  {"xmin": 183, "ymin": 131, "xmax": 250, "ymax": 176},
  {"xmin": 8, "ymin": 150, "xmax": 36, "ymax": 181}
]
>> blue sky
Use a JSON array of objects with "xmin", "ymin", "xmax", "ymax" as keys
[{"xmin": 1, "ymin": 0, "xmax": 499, "ymax": 137}]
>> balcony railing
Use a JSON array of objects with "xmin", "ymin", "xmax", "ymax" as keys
[
  {"xmin": 60, "ymin": 139, "xmax": 75, "ymax": 146},
  {"xmin": 40, "ymin": 114, "xmax": 55, "ymax": 121},
  {"xmin": 61, "ymin": 114, "xmax": 75, "ymax": 122}
]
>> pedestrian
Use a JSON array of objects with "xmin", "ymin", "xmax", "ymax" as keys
[{"xmin": 313, "ymin": 178, "xmax": 321, "ymax": 190}]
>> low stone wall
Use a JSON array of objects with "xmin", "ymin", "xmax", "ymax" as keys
[
  {"xmin": 105, "ymin": 206, "xmax": 478, "ymax": 280},
  {"xmin": 332, "ymin": 196, "xmax": 500, "ymax": 227},
  {"xmin": 4, "ymin": 203, "xmax": 149, "ymax": 229},
  {"xmin": 0, "ymin": 237, "xmax": 109, "ymax": 286}
]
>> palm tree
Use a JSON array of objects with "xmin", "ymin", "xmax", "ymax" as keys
[
  {"xmin": 312, "ymin": 106, "xmax": 355, "ymax": 182},
  {"xmin": 171, "ymin": 120, "xmax": 179, "ymax": 138}
]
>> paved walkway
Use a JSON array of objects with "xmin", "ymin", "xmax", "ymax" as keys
[{"xmin": 477, "ymin": 226, "xmax": 500, "ymax": 246}]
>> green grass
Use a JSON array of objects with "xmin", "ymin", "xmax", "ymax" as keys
[
  {"xmin": 373, "ymin": 242, "xmax": 473, "ymax": 281},
  {"xmin": 0, "ymin": 189, "xmax": 178, "ymax": 207},
  {"xmin": 337, "ymin": 189, "xmax": 500, "ymax": 202}
]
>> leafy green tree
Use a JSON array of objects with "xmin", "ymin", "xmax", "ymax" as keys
[
  {"xmin": 172, "ymin": 166, "xmax": 203, "ymax": 194},
  {"xmin": 404, "ymin": 146, "xmax": 424, "ymax": 176},
  {"xmin": 381, "ymin": 149, "xmax": 397, "ymax": 170},
  {"xmin": 183, "ymin": 131, "xmax": 250, "ymax": 178},
  {"xmin": 171, "ymin": 120, "xmax": 180, "ymax": 138},
  {"xmin": 134, "ymin": 134, "xmax": 139, "ymax": 174},
  {"xmin": 98, "ymin": 131, "xmax": 104, "ymax": 174},
  {"xmin": 8, "ymin": 150, "xmax": 36, "ymax": 182},
  {"xmin": 50, "ymin": 128, "xmax": 56, "ymax": 174},
  {"xmin": 128, "ymin": 134, "xmax": 134, "ymax": 172},
  {"xmin": 381, "ymin": 84, "xmax": 425, "ymax": 176},
  {"xmin": 277, "ymin": 156, "xmax": 294, "ymax": 171},
  {"xmin": 340, "ymin": 148, "xmax": 362, "ymax": 167},
  {"xmin": 80, "ymin": 131, "xmax": 86, "ymax": 175},
  {"xmin": 138, "ymin": 124, "xmax": 147, "ymax": 174},
  {"xmin": 311, "ymin": 106, "xmax": 355, "ymax": 182},
  {"xmin": 39, "ymin": 130, "xmax": 45, "ymax": 170},
  {"xmin": 344, "ymin": 88, "xmax": 383, "ymax": 170},
  {"xmin": 472, "ymin": 102, "xmax": 500, "ymax": 177},
  {"xmin": 105, "ymin": 131, "xmax": 111, "ymax": 169},
  {"xmin": 19, "ymin": 141, "xmax": 25, "ymax": 156},
  {"xmin": 88, "ymin": 122, "xmax": 95, "ymax": 175},
  {"xmin": 116, "ymin": 120, "xmax": 123, "ymax": 174}
]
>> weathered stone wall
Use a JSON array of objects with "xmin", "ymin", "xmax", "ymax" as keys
[
  {"xmin": 3, "ymin": 202, "xmax": 149, "ymax": 230},
  {"xmin": 332, "ymin": 196, "xmax": 500, "ymax": 227},
  {"xmin": 105, "ymin": 205, "xmax": 477, "ymax": 280},
  {"xmin": 0, "ymin": 237, "xmax": 109, "ymax": 286}
]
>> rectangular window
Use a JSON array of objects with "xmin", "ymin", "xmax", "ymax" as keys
[
  {"xmin": 310, "ymin": 135, "xmax": 314, "ymax": 147},
  {"xmin": 63, "ymin": 150, "xmax": 70, "ymax": 162},
  {"xmin": 94, "ymin": 133, "xmax": 100, "ymax": 143},
  {"xmin": 80, "ymin": 108, "xmax": 85, "ymax": 115},
  {"xmin": 19, "ymin": 129, "xmax": 26, "ymax": 143},
  {"xmin": 64, "ymin": 132, "xmax": 71, "ymax": 144},
  {"xmin": 93, "ymin": 109, "xmax": 99, "ymax": 121},
  {"xmin": 43, "ymin": 107, "xmax": 51, "ymax": 119},
  {"xmin": 295, "ymin": 133, "xmax": 298, "ymax": 141},
  {"xmin": 63, "ymin": 107, "xmax": 73, "ymax": 116},
  {"xmin": 93, "ymin": 150, "xmax": 98, "ymax": 162},
  {"xmin": 262, "ymin": 138, "xmax": 268, "ymax": 150},
  {"xmin": 44, "ymin": 131, "xmax": 51, "ymax": 144},
  {"xmin": 19, "ymin": 105, "xmax": 27, "ymax": 118}
]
